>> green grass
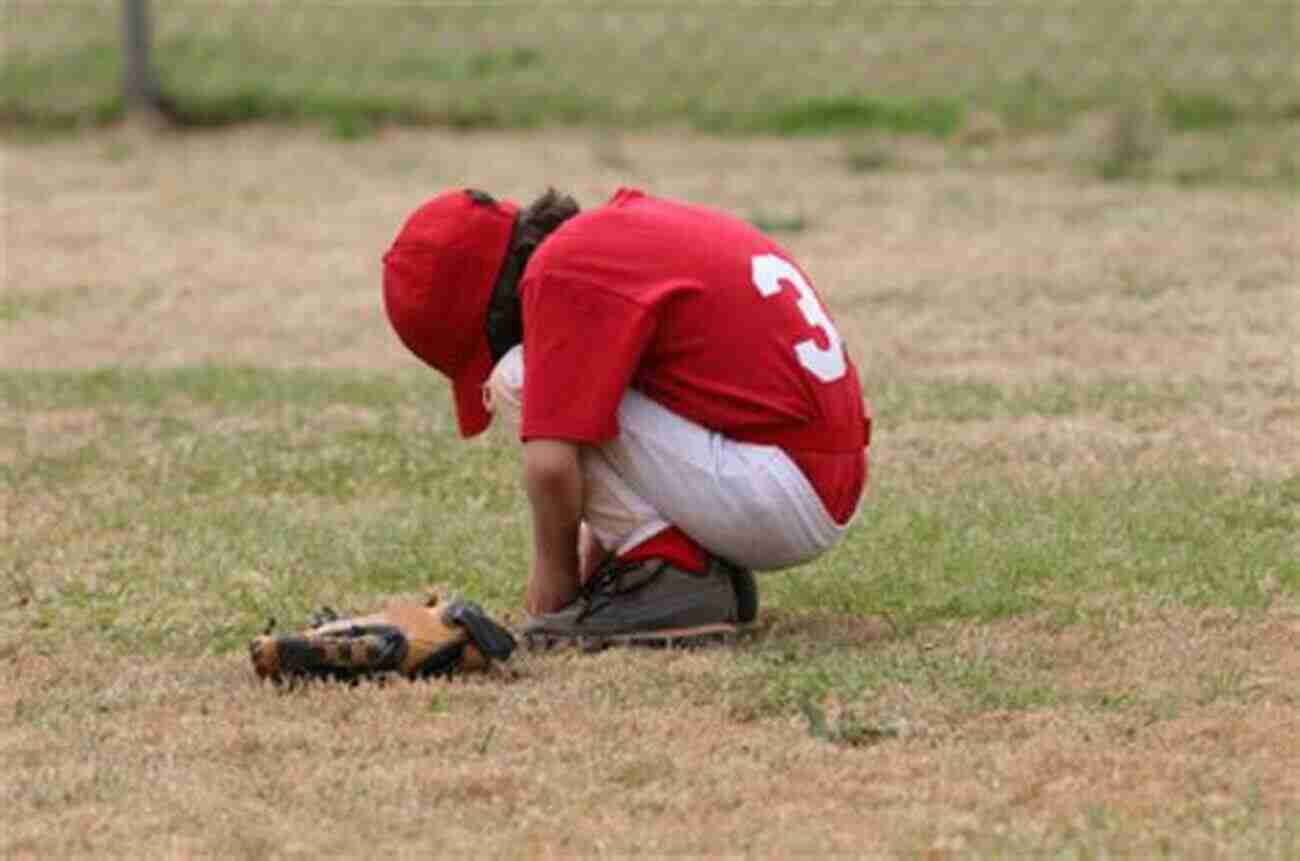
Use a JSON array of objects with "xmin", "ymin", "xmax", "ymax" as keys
[
  {"xmin": 0, "ymin": 286, "xmax": 92, "ymax": 323},
  {"xmin": 0, "ymin": 365, "xmax": 413, "ymax": 410},
  {"xmin": 4, "ymin": 359, "xmax": 1297, "ymax": 854},
  {"xmin": 747, "ymin": 211, "xmax": 811, "ymax": 234},
  {"xmin": 4, "ymin": 1, "xmax": 1297, "ymax": 138},
  {"xmin": 0, "ymin": 366, "xmax": 1220, "ymax": 422},
  {"xmin": 1165, "ymin": 89, "xmax": 1244, "ymax": 132},
  {"xmin": 992, "ymin": 72, "xmax": 1075, "ymax": 132},
  {"xmin": 735, "ymin": 633, "xmax": 1066, "ymax": 725},
  {"xmin": 4, "ymin": 366, "xmax": 1295, "ymax": 661},
  {"xmin": 732, "ymin": 96, "xmax": 963, "ymax": 138},
  {"xmin": 808, "ymin": 472, "xmax": 1297, "ymax": 623},
  {"xmin": 870, "ymin": 375, "xmax": 1210, "ymax": 424}
]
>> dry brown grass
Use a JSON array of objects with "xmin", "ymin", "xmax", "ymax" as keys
[
  {"xmin": 3, "ymin": 604, "xmax": 1297, "ymax": 856},
  {"xmin": 3, "ymin": 126, "xmax": 1298, "ymax": 856},
  {"xmin": 7, "ymin": 126, "xmax": 1297, "ymax": 381}
]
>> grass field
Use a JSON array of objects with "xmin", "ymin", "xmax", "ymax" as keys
[
  {"xmin": 6, "ymin": 1, "xmax": 1300, "ymax": 186},
  {"xmin": 3, "ymin": 122, "xmax": 1297, "ymax": 856},
  {"xmin": 3, "ymin": 3, "xmax": 1300, "ymax": 855}
]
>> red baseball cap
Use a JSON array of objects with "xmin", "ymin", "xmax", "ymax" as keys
[{"xmin": 382, "ymin": 189, "xmax": 520, "ymax": 438}]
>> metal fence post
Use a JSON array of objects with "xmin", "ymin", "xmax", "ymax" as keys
[{"xmin": 121, "ymin": 0, "xmax": 163, "ymax": 114}]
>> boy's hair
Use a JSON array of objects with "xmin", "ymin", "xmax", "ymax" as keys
[{"xmin": 485, "ymin": 188, "xmax": 581, "ymax": 363}]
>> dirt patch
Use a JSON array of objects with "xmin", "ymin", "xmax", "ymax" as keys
[{"xmin": 5, "ymin": 126, "xmax": 1296, "ymax": 384}]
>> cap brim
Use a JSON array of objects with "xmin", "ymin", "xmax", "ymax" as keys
[{"xmin": 451, "ymin": 341, "xmax": 495, "ymax": 438}]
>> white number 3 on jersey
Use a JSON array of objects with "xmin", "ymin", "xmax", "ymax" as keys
[{"xmin": 751, "ymin": 253, "xmax": 847, "ymax": 383}]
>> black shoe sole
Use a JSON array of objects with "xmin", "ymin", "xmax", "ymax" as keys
[{"xmin": 524, "ymin": 623, "xmax": 737, "ymax": 653}]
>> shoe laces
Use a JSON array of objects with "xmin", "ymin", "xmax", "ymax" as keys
[{"xmin": 574, "ymin": 558, "xmax": 668, "ymax": 623}]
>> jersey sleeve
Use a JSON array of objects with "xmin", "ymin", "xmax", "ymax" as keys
[{"xmin": 520, "ymin": 274, "xmax": 657, "ymax": 444}]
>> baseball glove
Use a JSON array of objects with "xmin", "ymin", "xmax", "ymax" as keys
[{"xmin": 249, "ymin": 592, "xmax": 516, "ymax": 684}]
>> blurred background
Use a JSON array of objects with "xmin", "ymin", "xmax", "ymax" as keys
[{"xmin": 7, "ymin": 0, "xmax": 1299, "ymax": 186}]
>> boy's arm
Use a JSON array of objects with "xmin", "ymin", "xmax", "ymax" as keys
[{"xmin": 522, "ymin": 439, "xmax": 584, "ymax": 615}]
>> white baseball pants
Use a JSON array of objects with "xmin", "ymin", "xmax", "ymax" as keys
[{"xmin": 485, "ymin": 346, "xmax": 853, "ymax": 571}]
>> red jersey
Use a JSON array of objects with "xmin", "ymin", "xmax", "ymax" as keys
[{"xmin": 519, "ymin": 189, "xmax": 869, "ymax": 523}]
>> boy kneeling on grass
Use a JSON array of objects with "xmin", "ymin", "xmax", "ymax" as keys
[{"xmin": 381, "ymin": 187, "xmax": 871, "ymax": 648}]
